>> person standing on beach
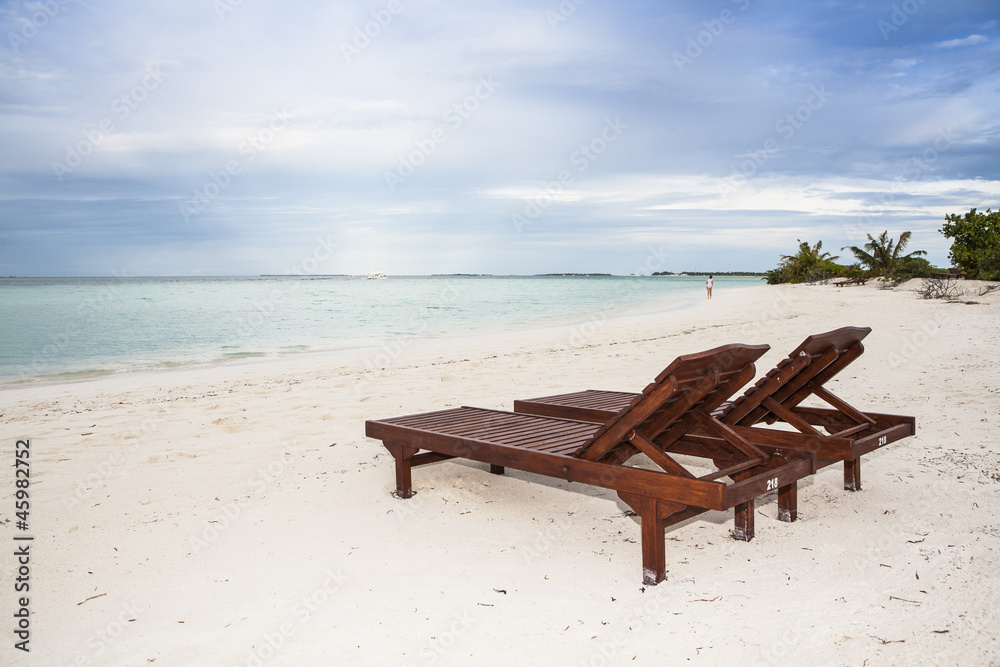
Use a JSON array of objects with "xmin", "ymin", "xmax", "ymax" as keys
[{"xmin": 706, "ymin": 275, "xmax": 713, "ymax": 300}]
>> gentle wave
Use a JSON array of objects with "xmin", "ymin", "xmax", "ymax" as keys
[{"xmin": 0, "ymin": 275, "xmax": 759, "ymax": 384}]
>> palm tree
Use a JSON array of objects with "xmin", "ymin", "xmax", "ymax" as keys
[
  {"xmin": 778, "ymin": 240, "xmax": 839, "ymax": 282},
  {"xmin": 842, "ymin": 231, "xmax": 926, "ymax": 278}
]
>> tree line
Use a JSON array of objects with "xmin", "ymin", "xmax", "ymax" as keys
[{"xmin": 765, "ymin": 207, "xmax": 1000, "ymax": 285}]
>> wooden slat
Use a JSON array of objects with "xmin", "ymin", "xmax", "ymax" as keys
[
  {"xmin": 787, "ymin": 407, "xmax": 914, "ymax": 429},
  {"xmin": 641, "ymin": 369, "xmax": 721, "ymax": 440},
  {"xmin": 512, "ymin": 400, "xmax": 611, "ymax": 422},
  {"xmin": 774, "ymin": 340, "xmax": 866, "ymax": 414},
  {"xmin": 699, "ymin": 457, "xmax": 765, "ymax": 482},
  {"xmin": 627, "ymin": 430, "xmax": 695, "ymax": 479},
  {"xmin": 723, "ymin": 352, "xmax": 811, "ymax": 424},
  {"xmin": 690, "ymin": 409, "xmax": 768, "ymax": 461},
  {"xmin": 808, "ymin": 383, "xmax": 877, "ymax": 425},
  {"xmin": 762, "ymin": 396, "xmax": 823, "ymax": 436},
  {"xmin": 579, "ymin": 376, "xmax": 679, "ymax": 461},
  {"xmin": 733, "ymin": 346, "xmax": 840, "ymax": 426},
  {"xmin": 665, "ymin": 435, "xmax": 739, "ymax": 462},
  {"xmin": 411, "ymin": 452, "xmax": 455, "ymax": 467},
  {"xmin": 827, "ymin": 422, "xmax": 872, "ymax": 438},
  {"xmin": 728, "ymin": 425, "xmax": 845, "ymax": 454},
  {"xmin": 721, "ymin": 456, "xmax": 815, "ymax": 507},
  {"xmin": 852, "ymin": 422, "xmax": 916, "ymax": 457}
]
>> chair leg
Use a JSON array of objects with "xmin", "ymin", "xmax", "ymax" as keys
[
  {"xmin": 489, "ymin": 465, "xmax": 505, "ymax": 475},
  {"xmin": 392, "ymin": 444, "xmax": 416, "ymax": 499},
  {"xmin": 640, "ymin": 497, "xmax": 666, "ymax": 585},
  {"xmin": 777, "ymin": 483, "xmax": 798, "ymax": 522},
  {"xmin": 733, "ymin": 499, "xmax": 755, "ymax": 541},
  {"xmin": 844, "ymin": 459, "xmax": 861, "ymax": 491}
]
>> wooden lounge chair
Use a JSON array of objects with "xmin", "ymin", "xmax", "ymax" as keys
[
  {"xmin": 366, "ymin": 344, "xmax": 817, "ymax": 585},
  {"xmin": 833, "ymin": 275, "xmax": 868, "ymax": 287},
  {"xmin": 930, "ymin": 267, "xmax": 967, "ymax": 280},
  {"xmin": 515, "ymin": 327, "xmax": 915, "ymax": 499}
]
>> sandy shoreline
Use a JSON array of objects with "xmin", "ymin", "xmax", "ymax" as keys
[{"xmin": 2, "ymin": 280, "xmax": 999, "ymax": 665}]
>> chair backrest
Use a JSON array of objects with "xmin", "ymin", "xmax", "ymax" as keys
[
  {"xmin": 721, "ymin": 326, "xmax": 871, "ymax": 427},
  {"xmin": 574, "ymin": 343, "xmax": 769, "ymax": 462}
]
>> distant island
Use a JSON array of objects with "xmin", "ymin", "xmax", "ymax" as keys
[
  {"xmin": 244, "ymin": 271, "xmax": 767, "ymax": 278},
  {"xmin": 535, "ymin": 273, "xmax": 613, "ymax": 277},
  {"xmin": 653, "ymin": 271, "xmax": 766, "ymax": 277}
]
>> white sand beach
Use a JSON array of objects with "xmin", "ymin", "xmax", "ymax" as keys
[{"xmin": 2, "ymin": 279, "xmax": 999, "ymax": 666}]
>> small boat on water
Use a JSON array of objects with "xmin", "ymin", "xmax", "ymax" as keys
[{"xmin": 366, "ymin": 271, "xmax": 387, "ymax": 280}]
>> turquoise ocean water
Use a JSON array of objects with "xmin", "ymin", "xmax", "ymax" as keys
[{"xmin": 0, "ymin": 275, "xmax": 760, "ymax": 384}]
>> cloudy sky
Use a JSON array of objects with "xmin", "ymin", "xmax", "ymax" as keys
[{"xmin": 1, "ymin": 0, "xmax": 998, "ymax": 276}]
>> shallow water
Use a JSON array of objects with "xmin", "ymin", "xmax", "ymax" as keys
[{"xmin": 0, "ymin": 274, "xmax": 760, "ymax": 383}]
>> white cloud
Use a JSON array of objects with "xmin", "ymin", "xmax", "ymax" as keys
[
  {"xmin": 2, "ymin": 1, "xmax": 999, "ymax": 275},
  {"xmin": 934, "ymin": 34, "xmax": 988, "ymax": 49}
]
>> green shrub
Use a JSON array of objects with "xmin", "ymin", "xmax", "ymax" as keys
[
  {"xmin": 888, "ymin": 256, "xmax": 936, "ymax": 282},
  {"xmin": 763, "ymin": 268, "xmax": 785, "ymax": 285},
  {"xmin": 940, "ymin": 208, "xmax": 1000, "ymax": 280}
]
